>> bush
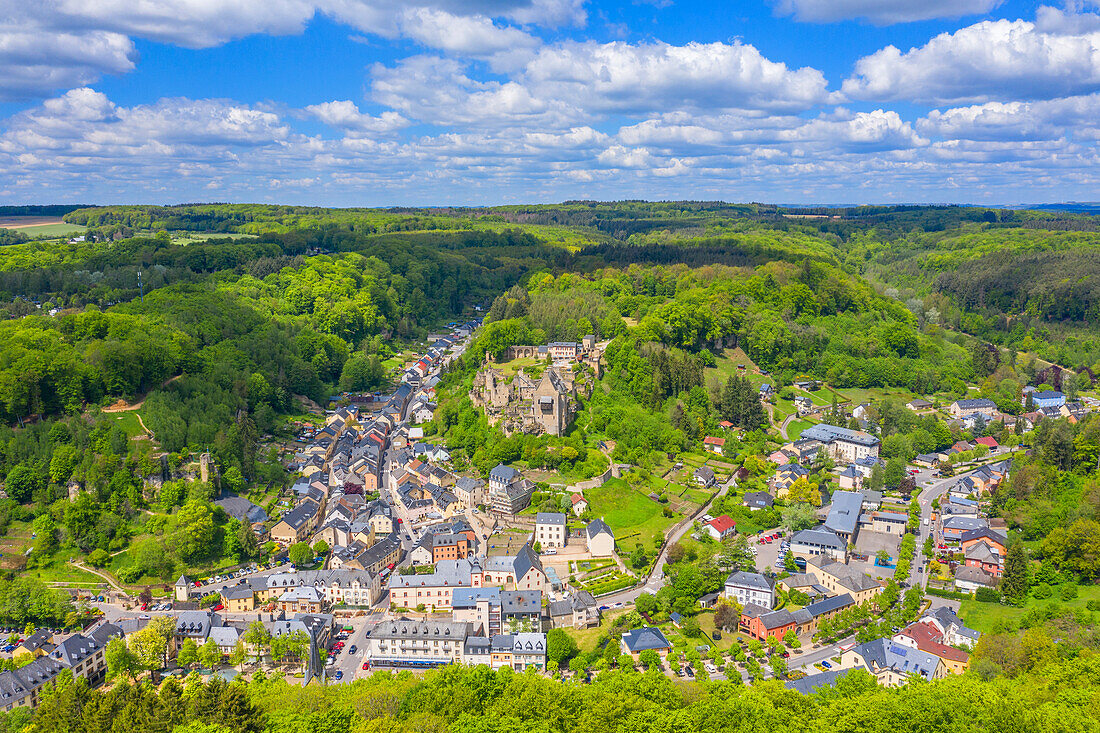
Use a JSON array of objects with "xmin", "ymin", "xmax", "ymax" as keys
[
  {"xmin": 1060, "ymin": 583, "xmax": 1078, "ymax": 601},
  {"xmin": 975, "ymin": 586, "xmax": 1001, "ymax": 603},
  {"xmin": 1032, "ymin": 582, "xmax": 1053, "ymax": 600}
]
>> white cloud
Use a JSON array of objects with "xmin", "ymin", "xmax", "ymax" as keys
[
  {"xmin": 844, "ymin": 18, "xmax": 1100, "ymax": 104},
  {"xmin": 918, "ymin": 94, "xmax": 1100, "ymax": 140},
  {"xmin": 0, "ymin": 26, "xmax": 136, "ymax": 101},
  {"xmin": 524, "ymin": 40, "xmax": 835, "ymax": 113},
  {"xmin": 370, "ymin": 55, "xmax": 570, "ymax": 127},
  {"xmin": 304, "ymin": 100, "xmax": 409, "ymax": 133},
  {"xmin": 783, "ymin": 109, "xmax": 928, "ymax": 150},
  {"xmin": 771, "ymin": 0, "xmax": 1002, "ymax": 24}
]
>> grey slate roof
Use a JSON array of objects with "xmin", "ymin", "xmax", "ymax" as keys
[
  {"xmin": 825, "ymin": 490, "xmax": 864, "ymax": 535},
  {"xmin": 621, "ymin": 626, "xmax": 671, "ymax": 652}
]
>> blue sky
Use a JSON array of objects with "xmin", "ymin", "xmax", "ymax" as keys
[{"xmin": 2, "ymin": 0, "xmax": 1099, "ymax": 206}]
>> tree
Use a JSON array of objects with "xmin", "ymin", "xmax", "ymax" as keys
[
  {"xmin": 783, "ymin": 629, "xmax": 801, "ymax": 649},
  {"xmin": 875, "ymin": 549, "xmax": 892, "ymax": 567},
  {"xmin": 243, "ymin": 620, "xmax": 271, "ymax": 665},
  {"xmin": 237, "ymin": 521, "xmax": 260, "ymax": 561},
  {"xmin": 635, "ymin": 593, "xmax": 658, "ymax": 616},
  {"xmin": 884, "ymin": 457, "xmax": 906, "ymax": 489},
  {"xmin": 174, "ymin": 500, "xmax": 216, "ymax": 562},
  {"xmin": 288, "ymin": 542, "xmax": 313, "ymax": 567},
  {"xmin": 718, "ymin": 535, "xmax": 755, "ymax": 571},
  {"xmin": 781, "ymin": 503, "xmax": 817, "ymax": 532},
  {"xmin": 546, "ymin": 628, "xmax": 578, "ymax": 666},
  {"xmin": 714, "ymin": 599, "xmax": 741, "ymax": 631},
  {"xmin": 129, "ymin": 615, "xmax": 175, "ymax": 670},
  {"xmin": 3, "ymin": 464, "xmax": 40, "ymax": 503},
  {"xmin": 105, "ymin": 637, "xmax": 141, "ymax": 680},
  {"xmin": 312, "ymin": 540, "xmax": 330, "ymax": 556},
  {"xmin": 785, "ymin": 476, "xmax": 822, "ymax": 506},
  {"xmin": 177, "ymin": 638, "xmax": 199, "ymax": 670},
  {"xmin": 784, "ymin": 551, "xmax": 799, "ymax": 573},
  {"xmin": 639, "ymin": 649, "xmax": 660, "ymax": 670},
  {"xmin": 1002, "ymin": 543, "xmax": 1029, "ymax": 605},
  {"xmin": 199, "ymin": 639, "xmax": 221, "ymax": 669}
]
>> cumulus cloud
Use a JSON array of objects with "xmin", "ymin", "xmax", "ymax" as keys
[
  {"xmin": 304, "ymin": 100, "xmax": 409, "ymax": 133},
  {"xmin": 0, "ymin": 26, "xmax": 136, "ymax": 101},
  {"xmin": 771, "ymin": 0, "xmax": 1002, "ymax": 25},
  {"xmin": 844, "ymin": 18, "xmax": 1100, "ymax": 104},
  {"xmin": 524, "ymin": 40, "xmax": 836, "ymax": 113},
  {"xmin": 370, "ymin": 55, "xmax": 570, "ymax": 127},
  {"xmin": 918, "ymin": 94, "xmax": 1100, "ymax": 140}
]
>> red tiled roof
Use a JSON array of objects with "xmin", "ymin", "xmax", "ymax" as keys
[
  {"xmin": 900, "ymin": 622, "xmax": 970, "ymax": 663},
  {"xmin": 704, "ymin": 436, "xmax": 726, "ymax": 446},
  {"xmin": 708, "ymin": 515, "xmax": 737, "ymax": 533},
  {"xmin": 975, "ymin": 436, "xmax": 998, "ymax": 448}
]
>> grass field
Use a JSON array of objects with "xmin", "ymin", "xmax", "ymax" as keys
[
  {"xmin": 786, "ymin": 419, "xmax": 815, "ymax": 440},
  {"xmin": 108, "ymin": 411, "xmax": 147, "ymax": 438},
  {"xmin": 584, "ymin": 478, "xmax": 677, "ymax": 550},
  {"xmin": 18, "ymin": 223, "xmax": 87, "ymax": 238},
  {"xmin": 958, "ymin": 584, "xmax": 1100, "ymax": 634}
]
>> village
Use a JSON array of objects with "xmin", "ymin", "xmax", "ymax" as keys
[{"xmin": 0, "ymin": 318, "xmax": 1079, "ymax": 708}]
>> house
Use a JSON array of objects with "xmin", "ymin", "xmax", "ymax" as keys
[
  {"xmin": 790, "ymin": 526, "xmax": 847, "ymax": 562},
  {"xmin": 453, "ymin": 477, "xmax": 484, "ymax": 509},
  {"xmin": 535, "ymin": 512, "xmax": 567, "ymax": 549},
  {"xmin": 0, "ymin": 656, "xmax": 67, "ymax": 710},
  {"xmin": 837, "ymin": 465, "xmax": 861, "ymax": 490},
  {"xmin": 742, "ymin": 491, "xmax": 774, "ymax": 511},
  {"xmin": 480, "ymin": 543, "xmax": 547, "ymax": 591},
  {"xmin": 723, "ymin": 571, "xmax": 775, "ymax": 609},
  {"xmin": 221, "ymin": 584, "xmax": 258, "ymax": 613},
  {"xmin": 14, "ymin": 630, "xmax": 55, "ymax": 659},
  {"xmin": 921, "ymin": 606, "xmax": 981, "ymax": 648},
  {"xmin": 906, "ymin": 398, "xmax": 932, "ymax": 411},
  {"xmin": 867, "ymin": 510, "xmax": 908, "ymax": 536},
  {"xmin": 1024, "ymin": 388, "xmax": 1066, "ymax": 409},
  {"xmin": 705, "ymin": 515, "xmax": 737, "ymax": 541},
  {"xmin": 941, "ymin": 516, "xmax": 988, "ymax": 542},
  {"xmin": 620, "ymin": 627, "xmax": 672, "ymax": 660},
  {"xmin": 585, "ymin": 519, "xmax": 615, "ymax": 557},
  {"xmin": 824, "ymin": 490, "xmax": 864, "ymax": 545},
  {"xmin": 270, "ymin": 501, "xmax": 320, "ymax": 545},
  {"xmin": 974, "ymin": 436, "xmax": 998, "ymax": 450},
  {"xmin": 812, "ymin": 561, "xmax": 883, "ymax": 604},
  {"xmin": 858, "ymin": 490, "xmax": 883, "ymax": 510},
  {"xmin": 894, "ymin": 622, "xmax": 970, "ymax": 675},
  {"xmin": 548, "ymin": 591, "xmax": 599, "ymax": 629},
  {"xmin": 570, "ymin": 493, "xmax": 589, "ymax": 516},
  {"xmin": 692, "ymin": 466, "xmax": 716, "ymax": 488},
  {"xmin": 838, "ymin": 638, "xmax": 944, "ymax": 686},
  {"xmin": 703, "ymin": 436, "xmax": 726, "ymax": 456},
  {"xmin": 772, "ymin": 462, "xmax": 810, "ymax": 497},
  {"xmin": 388, "ymin": 558, "xmax": 478, "ymax": 611},
  {"xmin": 949, "ymin": 398, "xmax": 996, "ymax": 418},
  {"xmin": 799, "ymin": 424, "xmax": 880, "ymax": 462},
  {"xmin": 207, "ymin": 626, "xmax": 241, "ymax": 656},
  {"xmin": 488, "ymin": 464, "xmax": 535, "ymax": 515},
  {"xmin": 366, "ymin": 619, "xmax": 470, "ymax": 668},
  {"xmin": 215, "ymin": 495, "xmax": 268, "ymax": 525},
  {"xmin": 954, "ymin": 565, "xmax": 997, "ymax": 593},
  {"xmin": 47, "ymin": 623, "xmax": 121, "ymax": 686}
]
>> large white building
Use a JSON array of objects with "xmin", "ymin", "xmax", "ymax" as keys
[
  {"xmin": 535, "ymin": 512, "xmax": 567, "ymax": 548},
  {"xmin": 799, "ymin": 424, "xmax": 880, "ymax": 462},
  {"xmin": 723, "ymin": 571, "xmax": 775, "ymax": 609}
]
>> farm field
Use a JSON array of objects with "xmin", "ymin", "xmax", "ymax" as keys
[{"xmin": 9, "ymin": 222, "xmax": 87, "ymax": 238}]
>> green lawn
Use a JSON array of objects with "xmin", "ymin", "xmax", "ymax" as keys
[
  {"xmin": 19, "ymin": 223, "xmax": 86, "ymax": 238},
  {"xmin": 108, "ymin": 411, "xmax": 147, "ymax": 438},
  {"xmin": 959, "ymin": 584, "xmax": 1100, "ymax": 634},
  {"xmin": 786, "ymin": 419, "xmax": 815, "ymax": 440},
  {"xmin": 584, "ymin": 478, "xmax": 678, "ymax": 550}
]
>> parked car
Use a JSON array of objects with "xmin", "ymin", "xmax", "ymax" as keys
[
  {"xmin": 362, "ymin": 662, "xmax": 370, "ymax": 670},
  {"xmin": 334, "ymin": 671, "xmax": 343, "ymax": 680},
  {"xmin": 820, "ymin": 661, "xmax": 832, "ymax": 669},
  {"xmin": 349, "ymin": 645, "xmax": 357, "ymax": 654}
]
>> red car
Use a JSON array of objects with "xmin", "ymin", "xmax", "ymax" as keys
[
  {"xmin": 212, "ymin": 604, "xmax": 224, "ymax": 611},
  {"xmin": 361, "ymin": 662, "xmax": 370, "ymax": 670}
]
